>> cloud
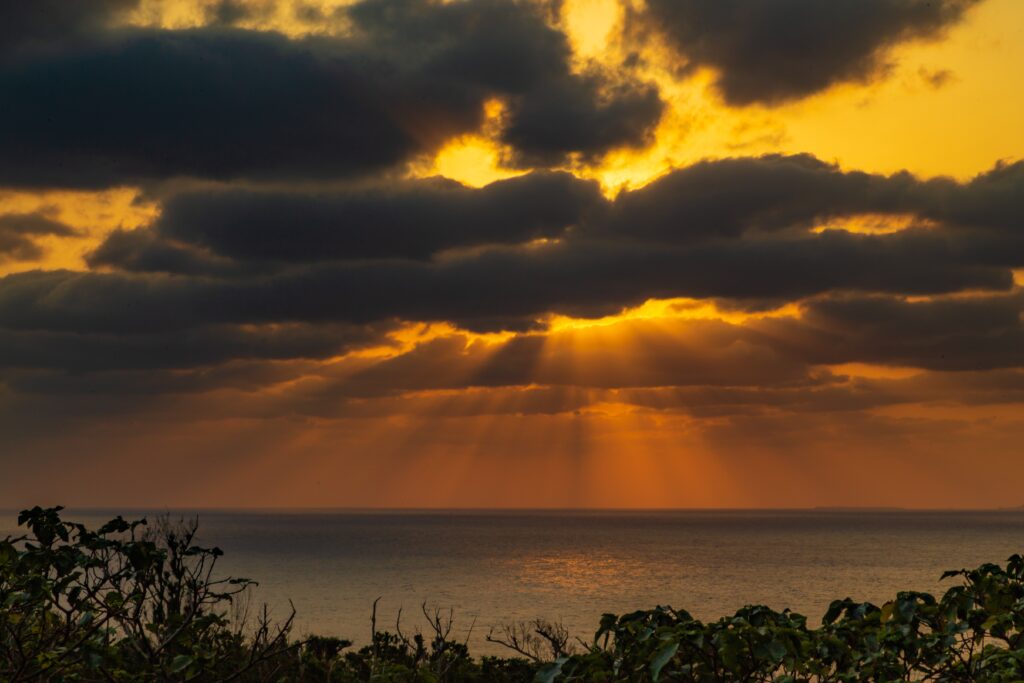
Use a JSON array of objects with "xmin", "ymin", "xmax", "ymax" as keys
[
  {"xmin": 918, "ymin": 66, "xmax": 956, "ymax": 89},
  {"xmin": 0, "ymin": 212, "xmax": 78, "ymax": 262},
  {"xmin": 263, "ymin": 294, "xmax": 1024, "ymax": 407},
  {"xmin": 5, "ymin": 229, "xmax": 1012, "ymax": 336},
  {"xmin": 3, "ymin": 280, "xmax": 1022, "ymax": 403},
  {"xmin": 91, "ymin": 172, "xmax": 604, "ymax": 267},
  {"xmin": 1, "ymin": 153, "xmax": 1023, "ymax": 442},
  {"xmin": 928, "ymin": 159, "xmax": 1024, "ymax": 232},
  {"xmin": 599, "ymin": 154, "xmax": 929, "ymax": 243},
  {"xmin": 13, "ymin": 154, "xmax": 1024, "ymax": 339},
  {"xmin": 751, "ymin": 292, "xmax": 1024, "ymax": 371},
  {"xmin": 637, "ymin": 0, "xmax": 980, "ymax": 105},
  {"xmin": 0, "ymin": 0, "xmax": 664, "ymax": 188},
  {"xmin": 500, "ymin": 74, "xmax": 664, "ymax": 167},
  {"xmin": 0, "ymin": 28, "xmax": 446, "ymax": 188},
  {"xmin": 72, "ymin": 154, "xmax": 1024, "ymax": 337},
  {"xmin": 332, "ymin": 320, "xmax": 817, "ymax": 398},
  {"xmin": 0, "ymin": 0, "xmax": 138, "ymax": 60},
  {"xmin": 87, "ymin": 227, "xmax": 253, "ymax": 277},
  {"xmin": 0, "ymin": 321, "xmax": 391, "ymax": 373},
  {"xmin": 593, "ymin": 154, "xmax": 1024, "ymax": 266},
  {"xmin": 6, "ymin": 307, "xmax": 1023, "ymax": 422}
]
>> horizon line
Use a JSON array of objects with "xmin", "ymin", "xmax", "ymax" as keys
[{"xmin": 3, "ymin": 505, "xmax": 1023, "ymax": 514}]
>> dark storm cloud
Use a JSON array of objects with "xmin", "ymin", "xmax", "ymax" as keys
[
  {"xmin": 751, "ymin": 293, "xmax": 1024, "ymax": 371},
  {"xmin": 273, "ymin": 293, "xmax": 1024, "ymax": 403},
  {"xmin": 637, "ymin": 0, "xmax": 979, "ymax": 105},
  {"xmin": 2, "ymin": 291, "xmax": 1023, "ymax": 419},
  {"xmin": 0, "ymin": 0, "xmax": 663, "ymax": 188},
  {"xmin": 2, "ymin": 152, "xmax": 1023, "ymax": 413},
  {"xmin": 500, "ymin": 75, "xmax": 664, "ymax": 167},
  {"xmin": 0, "ymin": 228, "xmax": 1011, "ymax": 336},
  {"xmin": 0, "ymin": 213, "xmax": 77, "ymax": 262},
  {"xmin": 19, "ymin": 316, "xmax": 1022, "ymax": 418},
  {"xmin": 926, "ymin": 159, "xmax": 1024, "ymax": 232},
  {"xmin": 617, "ymin": 384, "xmax": 887, "ymax": 417},
  {"xmin": 0, "ymin": 29, "xmax": 446, "ymax": 188},
  {"xmin": 344, "ymin": 0, "xmax": 664, "ymax": 162},
  {"xmin": 631, "ymin": 369, "xmax": 1024, "ymax": 418},
  {"xmin": 87, "ymin": 228, "xmax": 254, "ymax": 277},
  {"xmin": 340, "ymin": 321, "xmax": 816, "ymax": 396},
  {"xmin": 4, "ymin": 154, "xmax": 1021, "ymax": 349},
  {"xmin": 0, "ymin": 0, "xmax": 138, "ymax": 60},
  {"xmin": 344, "ymin": 0, "xmax": 564, "ymax": 89},
  {"xmin": 599, "ymin": 154, "xmax": 927, "ymax": 243},
  {"xmin": 89, "ymin": 154, "xmax": 1024, "ymax": 277},
  {"xmin": 1, "ymin": 367, "xmax": 278, "ymax": 397},
  {"xmin": 0, "ymin": 322, "xmax": 390, "ymax": 373},
  {"xmin": 595, "ymin": 155, "xmax": 1024, "ymax": 252},
  {"xmin": 6, "ymin": 363, "xmax": 1022, "ymax": 452},
  {"xmin": 92, "ymin": 172, "xmax": 604, "ymax": 266}
]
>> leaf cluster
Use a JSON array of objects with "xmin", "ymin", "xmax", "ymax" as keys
[
  {"xmin": 538, "ymin": 558, "xmax": 1024, "ymax": 682},
  {"xmin": 0, "ymin": 507, "xmax": 293, "ymax": 681}
]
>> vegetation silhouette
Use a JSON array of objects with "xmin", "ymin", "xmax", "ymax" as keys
[{"xmin": 3, "ymin": 507, "xmax": 1024, "ymax": 681}]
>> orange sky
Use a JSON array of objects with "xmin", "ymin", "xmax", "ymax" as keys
[{"xmin": 1, "ymin": 0, "xmax": 1023, "ymax": 508}]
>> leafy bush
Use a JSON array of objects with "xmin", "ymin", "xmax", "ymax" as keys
[
  {"xmin": 529, "ymin": 563, "xmax": 1024, "ymax": 682},
  {"xmin": 4, "ymin": 507, "xmax": 1024, "ymax": 682},
  {"xmin": 0, "ymin": 506, "xmax": 294, "ymax": 681}
]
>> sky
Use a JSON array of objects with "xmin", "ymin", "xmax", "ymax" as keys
[{"xmin": 1, "ymin": 0, "xmax": 1023, "ymax": 509}]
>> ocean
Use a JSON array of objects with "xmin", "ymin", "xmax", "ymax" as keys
[{"xmin": 3, "ymin": 509, "xmax": 1023, "ymax": 655}]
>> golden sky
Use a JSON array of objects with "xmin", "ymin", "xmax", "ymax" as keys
[{"xmin": 1, "ymin": 0, "xmax": 1023, "ymax": 508}]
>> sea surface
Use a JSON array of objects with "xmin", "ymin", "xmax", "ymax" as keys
[{"xmin": 3, "ymin": 509, "xmax": 1023, "ymax": 655}]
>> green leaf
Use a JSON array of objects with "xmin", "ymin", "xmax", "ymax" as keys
[
  {"xmin": 169, "ymin": 654, "xmax": 194, "ymax": 674},
  {"xmin": 0, "ymin": 541, "xmax": 16, "ymax": 566},
  {"xmin": 104, "ymin": 590, "xmax": 125, "ymax": 608},
  {"xmin": 824, "ymin": 600, "xmax": 847, "ymax": 625},
  {"xmin": 534, "ymin": 656, "xmax": 567, "ymax": 683},
  {"xmin": 880, "ymin": 602, "xmax": 895, "ymax": 623},
  {"xmin": 650, "ymin": 641, "xmax": 679, "ymax": 681},
  {"xmin": 768, "ymin": 638, "xmax": 787, "ymax": 661}
]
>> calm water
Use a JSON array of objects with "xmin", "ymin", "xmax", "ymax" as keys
[{"xmin": 3, "ymin": 509, "xmax": 1023, "ymax": 655}]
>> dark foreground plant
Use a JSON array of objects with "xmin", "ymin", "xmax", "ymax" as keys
[
  {"xmin": 0, "ymin": 506, "xmax": 295, "ymax": 681},
  {"xmin": 4, "ymin": 508, "xmax": 1024, "ymax": 682},
  {"xmin": 527, "ymin": 562, "xmax": 1024, "ymax": 682}
]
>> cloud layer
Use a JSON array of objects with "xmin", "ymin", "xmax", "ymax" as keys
[
  {"xmin": 2, "ymin": 154, "xmax": 1022, "ymax": 397},
  {"xmin": 0, "ymin": 0, "xmax": 1019, "ymax": 507},
  {"xmin": 637, "ymin": 0, "xmax": 980, "ymax": 104},
  {"xmin": 0, "ymin": 0, "xmax": 663, "ymax": 188}
]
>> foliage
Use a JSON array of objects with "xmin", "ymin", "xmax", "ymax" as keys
[
  {"xmin": 524, "ymin": 561, "xmax": 1024, "ymax": 682},
  {"xmin": 0, "ymin": 506, "xmax": 294, "ymax": 681},
  {"xmin": 4, "ymin": 508, "xmax": 1024, "ymax": 681}
]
